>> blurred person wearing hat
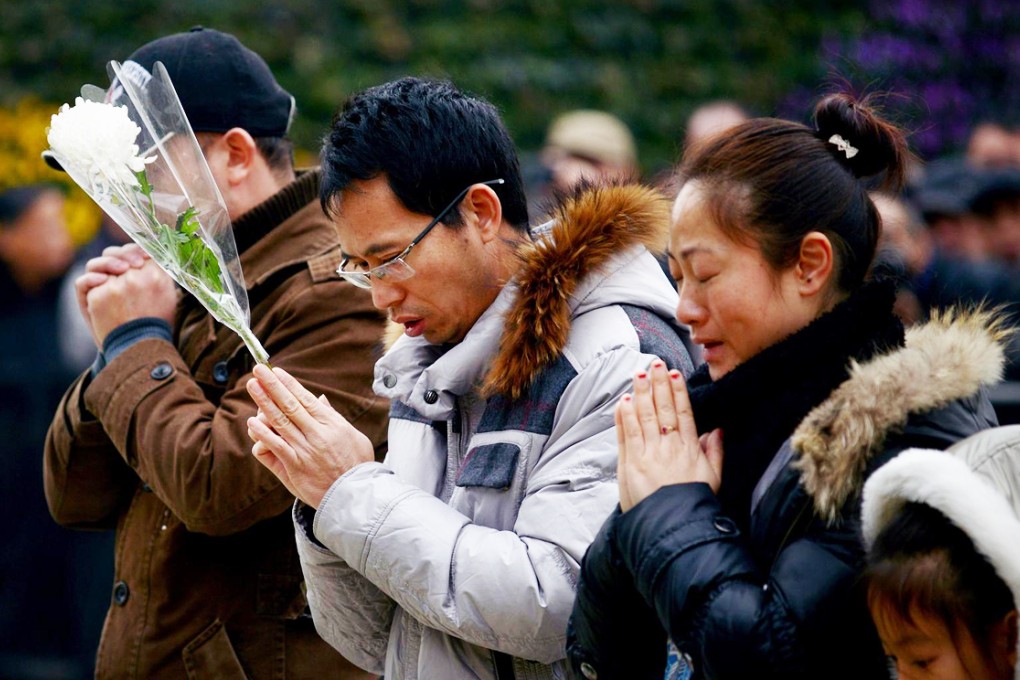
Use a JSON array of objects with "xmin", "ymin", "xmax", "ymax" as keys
[
  {"xmin": 43, "ymin": 27, "xmax": 387, "ymax": 680},
  {"xmin": 912, "ymin": 158, "xmax": 991, "ymax": 262},
  {"xmin": 971, "ymin": 168, "xmax": 1020, "ymax": 267},
  {"xmin": 872, "ymin": 191, "xmax": 1020, "ymax": 389},
  {"xmin": 541, "ymin": 109, "xmax": 639, "ymax": 195},
  {"xmin": 876, "ymin": 189, "xmax": 1015, "ymax": 316},
  {"xmin": 0, "ymin": 185, "xmax": 113, "ymax": 680}
]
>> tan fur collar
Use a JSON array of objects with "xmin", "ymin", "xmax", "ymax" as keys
[
  {"xmin": 483, "ymin": 183, "xmax": 672, "ymax": 399},
  {"xmin": 792, "ymin": 308, "xmax": 1010, "ymax": 523}
]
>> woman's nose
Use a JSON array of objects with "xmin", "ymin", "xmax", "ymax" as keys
[{"xmin": 676, "ymin": 285, "xmax": 706, "ymax": 326}]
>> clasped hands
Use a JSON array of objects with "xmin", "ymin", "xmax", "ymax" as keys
[
  {"xmin": 617, "ymin": 359, "xmax": 724, "ymax": 512},
  {"xmin": 75, "ymin": 243, "xmax": 178, "ymax": 347},
  {"xmin": 246, "ymin": 365, "xmax": 374, "ymax": 509}
]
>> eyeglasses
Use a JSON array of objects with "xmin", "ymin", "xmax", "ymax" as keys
[{"xmin": 337, "ymin": 179, "xmax": 506, "ymax": 289}]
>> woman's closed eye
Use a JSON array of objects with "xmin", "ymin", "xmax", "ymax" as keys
[{"xmin": 691, "ymin": 270, "xmax": 718, "ymax": 284}]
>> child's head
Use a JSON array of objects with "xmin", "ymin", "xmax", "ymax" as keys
[{"xmin": 866, "ymin": 502, "xmax": 1018, "ymax": 679}]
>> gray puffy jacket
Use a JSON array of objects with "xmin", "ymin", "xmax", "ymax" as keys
[{"xmin": 295, "ymin": 185, "xmax": 694, "ymax": 679}]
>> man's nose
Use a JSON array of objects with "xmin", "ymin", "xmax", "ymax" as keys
[{"xmin": 370, "ymin": 279, "xmax": 405, "ymax": 311}]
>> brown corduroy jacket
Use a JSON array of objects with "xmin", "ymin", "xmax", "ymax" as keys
[{"xmin": 44, "ymin": 171, "xmax": 388, "ymax": 679}]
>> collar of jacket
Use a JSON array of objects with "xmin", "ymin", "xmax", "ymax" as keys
[
  {"xmin": 231, "ymin": 169, "xmax": 338, "ymax": 288},
  {"xmin": 794, "ymin": 305, "xmax": 1009, "ymax": 522},
  {"xmin": 686, "ymin": 279, "xmax": 906, "ymax": 524},
  {"xmin": 375, "ymin": 183, "xmax": 674, "ymax": 412},
  {"xmin": 486, "ymin": 183, "xmax": 672, "ymax": 399}
]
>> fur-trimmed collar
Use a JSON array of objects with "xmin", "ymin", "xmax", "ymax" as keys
[
  {"xmin": 484, "ymin": 183, "xmax": 672, "ymax": 398},
  {"xmin": 794, "ymin": 308, "xmax": 1009, "ymax": 523}
]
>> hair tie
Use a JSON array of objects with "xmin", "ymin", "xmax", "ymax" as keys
[{"xmin": 828, "ymin": 134, "xmax": 858, "ymax": 159}]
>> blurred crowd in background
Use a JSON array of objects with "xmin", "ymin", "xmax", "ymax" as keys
[{"xmin": 2, "ymin": 1, "xmax": 1019, "ymax": 677}]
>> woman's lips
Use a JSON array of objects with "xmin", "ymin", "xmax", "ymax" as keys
[{"xmin": 701, "ymin": 341, "xmax": 724, "ymax": 363}]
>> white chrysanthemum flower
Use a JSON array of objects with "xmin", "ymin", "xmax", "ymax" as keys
[{"xmin": 47, "ymin": 97, "xmax": 155, "ymax": 199}]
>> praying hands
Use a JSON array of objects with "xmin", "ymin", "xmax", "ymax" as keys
[{"xmin": 246, "ymin": 364, "xmax": 375, "ymax": 509}]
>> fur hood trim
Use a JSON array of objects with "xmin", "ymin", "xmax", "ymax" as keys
[
  {"xmin": 793, "ymin": 308, "xmax": 1010, "ymax": 523},
  {"xmin": 861, "ymin": 448, "xmax": 1020, "ymax": 674},
  {"xmin": 484, "ymin": 183, "xmax": 671, "ymax": 399}
]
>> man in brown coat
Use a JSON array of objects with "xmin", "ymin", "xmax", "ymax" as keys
[{"xmin": 43, "ymin": 28, "xmax": 387, "ymax": 679}]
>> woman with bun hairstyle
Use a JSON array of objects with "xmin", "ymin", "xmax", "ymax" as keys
[{"xmin": 566, "ymin": 94, "xmax": 1007, "ymax": 679}]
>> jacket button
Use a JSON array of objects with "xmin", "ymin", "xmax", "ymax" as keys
[
  {"xmin": 212, "ymin": 360, "xmax": 230, "ymax": 384},
  {"xmin": 580, "ymin": 661, "xmax": 598, "ymax": 679},
  {"xmin": 112, "ymin": 580, "xmax": 130, "ymax": 606},
  {"xmin": 141, "ymin": 483, "xmax": 152, "ymax": 493},
  {"xmin": 423, "ymin": 389, "xmax": 439, "ymax": 404},
  {"xmin": 150, "ymin": 363, "xmax": 173, "ymax": 380},
  {"xmin": 382, "ymin": 374, "xmax": 397, "ymax": 388},
  {"xmin": 713, "ymin": 517, "xmax": 737, "ymax": 534}
]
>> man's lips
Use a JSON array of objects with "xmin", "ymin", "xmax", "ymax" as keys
[{"xmin": 393, "ymin": 315, "xmax": 425, "ymax": 337}]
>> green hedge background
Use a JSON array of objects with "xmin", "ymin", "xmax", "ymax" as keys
[{"xmin": 2, "ymin": 0, "xmax": 1014, "ymax": 174}]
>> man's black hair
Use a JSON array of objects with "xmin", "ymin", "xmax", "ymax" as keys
[{"xmin": 320, "ymin": 77, "xmax": 529, "ymax": 232}]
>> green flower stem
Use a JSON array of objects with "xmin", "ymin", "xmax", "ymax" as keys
[
  {"xmin": 237, "ymin": 325, "xmax": 271, "ymax": 366},
  {"xmin": 128, "ymin": 168, "xmax": 268, "ymax": 365}
]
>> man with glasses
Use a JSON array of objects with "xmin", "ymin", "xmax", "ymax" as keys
[{"xmin": 246, "ymin": 76, "xmax": 693, "ymax": 679}]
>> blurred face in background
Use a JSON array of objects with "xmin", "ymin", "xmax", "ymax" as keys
[
  {"xmin": 0, "ymin": 190, "xmax": 74, "ymax": 293},
  {"xmin": 872, "ymin": 193, "xmax": 931, "ymax": 276},
  {"xmin": 928, "ymin": 213, "xmax": 989, "ymax": 263},
  {"xmin": 981, "ymin": 198, "xmax": 1020, "ymax": 265},
  {"xmin": 967, "ymin": 123, "xmax": 1020, "ymax": 169}
]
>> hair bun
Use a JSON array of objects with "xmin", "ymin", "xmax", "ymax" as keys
[{"xmin": 814, "ymin": 93, "xmax": 909, "ymax": 190}]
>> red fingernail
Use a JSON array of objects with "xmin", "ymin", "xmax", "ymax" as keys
[
  {"xmin": 622, "ymin": 394, "xmax": 632, "ymax": 402},
  {"xmin": 652, "ymin": 360, "xmax": 664, "ymax": 369},
  {"xmin": 636, "ymin": 372, "xmax": 648, "ymax": 380},
  {"xmin": 670, "ymin": 371, "xmax": 681, "ymax": 380}
]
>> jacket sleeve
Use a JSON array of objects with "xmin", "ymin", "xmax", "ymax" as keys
[
  {"xmin": 567, "ymin": 508, "xmax": 668, "ymax": 680},
  {"xmin": 611, "ymin": 483, "xmax": 872, "ymax": 678},
  {"xmin": 44, "ymin": 372, "xmax": 137, "ymax": 529},
  {"xmin": 293, "ymin": 502, "xmax": 394, "ymax": 674},
  {"xmin": 307, "ymin": 348, "xmax": 653, "ymax": 664},
  {"xmin": 76, "ymin": 279, "xmax": 387, "ymax": 536}
]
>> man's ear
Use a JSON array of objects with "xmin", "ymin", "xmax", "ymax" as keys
[
  {"xmin": 796, "ymin": 231, "xmax": 835, "ymax": 297},
  {"xmin": 220, "ymin": 127, "xmax": 259, "ymax": 186},
  {"xmin": 464, "ymin": 182, "xmax": 503, "ymax": 243}
]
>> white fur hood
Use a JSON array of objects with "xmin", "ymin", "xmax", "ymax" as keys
[{"xmin": 862, "ymin": 447, "xmax": 1020, "ymax": 678}]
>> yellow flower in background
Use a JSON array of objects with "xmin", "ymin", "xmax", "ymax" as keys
[{"xmin": 0, "ymin": 98, "xmax": 101, "ymax": 245}]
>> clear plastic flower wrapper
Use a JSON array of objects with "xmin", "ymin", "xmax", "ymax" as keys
[{"xmin": 46, "ymin": 60, "xmax": 269, "ymax": 364}]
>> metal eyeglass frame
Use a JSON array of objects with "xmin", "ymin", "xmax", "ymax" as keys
[{"xmin": 336, "ymin": 179, "xmax": 506, "ymax": 289}]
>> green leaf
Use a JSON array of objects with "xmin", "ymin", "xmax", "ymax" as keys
[
  {"xmin": 176, "ymin": 206, "xmax": 200, "ymax": 235},
  {"xmin": 135, "ymin": 169, "xmax": 153, "ymax": 200}
]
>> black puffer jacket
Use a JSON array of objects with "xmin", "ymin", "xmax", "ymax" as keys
[{"xmin": 567, "ymin": 285, "xmax": 1004, "ymax": 679}]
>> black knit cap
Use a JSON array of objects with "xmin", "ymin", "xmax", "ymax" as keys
[
  {"xmin": 44, "ymin": 26, "xmax": 295, "ymax": 172},
  {"xmin": 126, "ymin": 26, "xmax": 295, "ymax": 137}
]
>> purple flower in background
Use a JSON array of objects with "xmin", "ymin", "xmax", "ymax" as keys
[{"xmin": 789, "ymin": 0, "xmax": 1020, "ymax": 159}]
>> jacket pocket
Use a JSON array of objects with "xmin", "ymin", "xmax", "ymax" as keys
[
  {"xmin": 456, "ymin": 443, "xmax": 521, "ymax": 490},
  {"xmin": 182, "ymin": 619, "xmax": 249, "ymax": 680}
]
